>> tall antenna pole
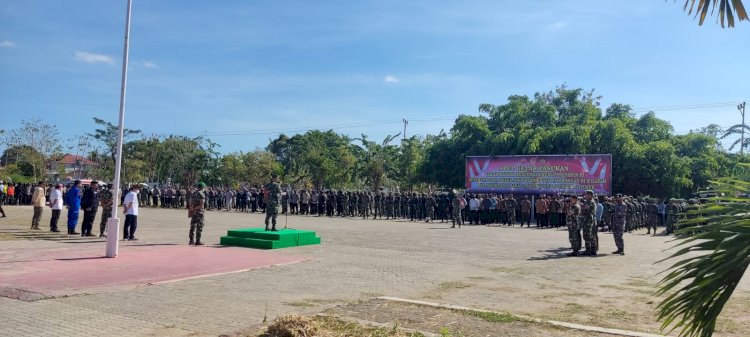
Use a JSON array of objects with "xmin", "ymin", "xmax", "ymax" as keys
[
  {"xmin": 402, "ymin": 119, "xmax": 408, "ymax": 140},
  {"xmin": 106, "ymin": 0, "xmax": 133, "ymax": 258},
  {"xmin": 740, "ymin": 102, "xmax": 747, "ymax": 155}
]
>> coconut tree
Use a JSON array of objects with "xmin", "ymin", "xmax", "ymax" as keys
[
  {"xmin": 678, "ymin": 0, "xmax": 748, "ymax": 27},
  {"xmin": 721, "ymin": 123, "xmax": 750, "ymax": 152},
  {"xmin": 656, "ymin": 163, "xmax": 750, "ymax": 337}
]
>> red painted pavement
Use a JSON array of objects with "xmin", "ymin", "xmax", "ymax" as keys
[{"xmin": 0, "ymin": 245, "xmax": 310, "ymax": 298}]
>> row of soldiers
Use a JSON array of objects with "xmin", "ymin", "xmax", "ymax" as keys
[
  {"xmin": 281, "ymin": 190, "xmax": 460, "ymax": 223},
  {"xmin": 599, "ymin": 196, "xmax": 686, "ymax": 235}
]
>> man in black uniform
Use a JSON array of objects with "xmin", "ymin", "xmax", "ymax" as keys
[{"xmin": 80, "ymin": 181, "xmax": 100, "ymax": 237}]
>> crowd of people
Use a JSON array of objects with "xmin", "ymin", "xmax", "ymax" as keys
[{"xmin": 1, "ymin": 177, "xmax": 693, "ymax": 256}]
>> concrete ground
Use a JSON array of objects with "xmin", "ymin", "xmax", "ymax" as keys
[{"xmin": 0, "ymin": 205, "xmax": 748, "ymax": 337}]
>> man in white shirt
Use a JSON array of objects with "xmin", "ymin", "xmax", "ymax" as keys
[
  {"xmin": 123, "ymin": 184, "xmax": 140, "ymax": 241},
  {"xmin": 469, "ymin": 195, "xmax": 480, "ymax": 224},
  {"xmin": 49, "ymin": 184, "xmax": 63, "ymax": 232}
]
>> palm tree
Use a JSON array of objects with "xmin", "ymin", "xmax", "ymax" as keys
[
  {"xmin": 721, "ymin": 123, "xmax": 750, "ymax": 152},
  {"xmin": 678, "ymin": 0, "xmax": 748, "ymax": 27},
  {"xmin": 656, "ymin": 163, "xmax": 750, "ymax": 337}
]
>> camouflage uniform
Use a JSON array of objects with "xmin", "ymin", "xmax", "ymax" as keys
[
  {"xmin": 567, "ymin": 201, "xmax": 582, "ymax": 255},
  {"xmin": 98, "ymin": 188, "xmax": 113, "ymax": 237},
  {"xmin": 341, "ymin": 192, "xmax": 349, "ymax": 217},
  {"xmin": 189, "ymin": 188, "xmax": 206, "ymax": 244},
  {"xmin": 580, "ymin": 198, "xmax": 597, "ymax": 255},
  {"xmin": 612, "ymin": 201, "xmax": 627, "ymax": 253},
  {"xmin": 451, "ymin": 195, "xmax": 463, "ymax": 228},
  {"xmin": 666, "ymin": 201, "xmax": 679, "ymax": 234},
  {"xmin": 504, "ymin": 196, "xmax": 517, "ymax": 226},
  {"xmin": 425, "ymin": 194, "xmax": 436, "ymax": 221},
  {"xmin": 264, "ymin": 179, "xmax": 282, "ymax": 230}
]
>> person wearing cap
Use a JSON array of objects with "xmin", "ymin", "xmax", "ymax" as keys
[
  {"xmin": 65, "ymin": 180, "xmax": 83, "ymax": 235},
  {"xmin": 80, "ymin": 181, "xmax": 100, "ymax": 237},
  {"xmin": 189, "ymin": 182, "xmax": 207, "ymax": 245},
  {"xmin": 122, "ymin": 184, "xmax": 141, "ymax": 240},
  {"xmin": 611, "ymin": 194, "xmax": 627, "ymax": 255},
  {"xmin": 564, "ymin": 195, "xmax": 581, "ymax": 256},
  {"xmin": 98, "ymin": 183, "xmax": 114, "ymax": 237},
  {"xmin": 580, "ymin": 190, "xmax": 597, "ymax": 256},
  {"xmin": 30, "ymin": 181, "xmax": 46, "ymax": 230},
  {"xmin": 264, "ymin": 173, "xmax": 282, "ymax": 231},
  {"xmin": 49, "ymin": 184, "xmax": 63, "ymax": 232}
]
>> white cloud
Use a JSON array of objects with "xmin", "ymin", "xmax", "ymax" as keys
[
  {"xmin": 74, "ymin": 51, "xmax": 114, "ymax": 65},
  {"xmin": 0, "ymin": 40, "xmax": 16, "ymax": 48},
  {"xmin": 384, "ymin": 75, "xmax": 400, "ymax": 83},
  {"xmin": 142, "ymin": 60, "xmax": 159, "ymax": 69},
  {"xmin": 547, "ymin": 21, "xmax": 568, "ymax": 32}
]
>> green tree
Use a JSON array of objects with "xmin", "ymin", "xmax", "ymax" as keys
[
  {"xmin": 268, "ymin": 130, "xmax": 355, "ymax": 189},
  {"xmin": 353, "ymin": 133, "xmax": 401, "ymax": 191},
  {"xmin": 88, "ymin": 117, "xmax": 141, "ymax": 174},
  {"xmin": 4, "ymin": 118, "xmax": 62, "ymax": 181}
]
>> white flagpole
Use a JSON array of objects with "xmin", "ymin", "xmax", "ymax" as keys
[{"xmin": 106, "ymin": 0, "xmax": 133, "ymax": 258}]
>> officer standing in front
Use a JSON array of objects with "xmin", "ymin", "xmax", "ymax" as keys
[
  {"xmin": 264, "ymin": 173, "xmax": 282, "ymax": 231},
  {"xmin": 189, "ymin": 182, "xmax": 207, "ymax": 245}
]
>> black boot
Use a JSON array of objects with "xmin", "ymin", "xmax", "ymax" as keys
[
  {"xmin": 194, "ymin": 232, "xmax": 203, "ymax": 245},
  {"xmin": 567, "ymin": 251, "xmax": 579, "ymax": 257},
  {"xmin": 189, "ymin": 232, "xmax": 194, "ymax": 245}
]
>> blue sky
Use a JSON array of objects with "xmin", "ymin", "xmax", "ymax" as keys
[{"xmin": 1, "ymin": 0, "xmax": 749, "ymax": 154}]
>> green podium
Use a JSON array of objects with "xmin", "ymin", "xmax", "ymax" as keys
[{"xmin": 220, "ymin": 228, "xmax": 321, "ymax": 249}]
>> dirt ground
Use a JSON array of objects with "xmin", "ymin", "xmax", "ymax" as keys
[
  {"xmin": 1, "ymin": 205, "xmax": 749, "ymax": 336},
  {"xmin": 324, "ymin": 298, "xmax": 625, "ymax": 337}
]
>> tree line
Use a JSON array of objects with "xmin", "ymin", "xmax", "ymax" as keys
[{"xmin": 1, "ymin": 85, "xmax": 744, "ymax": 197}]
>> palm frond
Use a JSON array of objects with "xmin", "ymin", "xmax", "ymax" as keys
[
  {"xmin": 681, "ymin": 0, "xmax": 749, "ymax": 27},
  {"xmin": 657, "ymin": 168, "xmax": 750, "ymax": 337}
]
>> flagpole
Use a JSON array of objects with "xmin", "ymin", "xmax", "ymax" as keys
[{"xmin": 106, "ymin": 0, "xmax": 133, "ymax": 258}]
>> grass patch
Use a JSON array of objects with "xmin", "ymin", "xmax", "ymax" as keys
[
  {"xmin": 456, "ymin": 309, "xmax": 523, "ymax": 323},
  {"xmin": 284, "ymin": 301, "xmax": 317, "ymax": 308},
  {"xmin": 285, "ymin": 298, "xmax": 340, "ymax": 308},
  {"xmin": 625, "ymin": 278, "xmax": 652, "ymax": 288},
  {"xmin": 316, "ymin": 315, "xmax": 424, "ymax": 337},
  {"xmin": 489, "ymin": 266, "xmax": 521, "ymax": 273},
  {"xmin": 560, "ymin": 303, "xmax": 585, "ymax": 315},
  {"xmin": 437, "ymin": 281, "xmax": 471, "ymax": 290}
]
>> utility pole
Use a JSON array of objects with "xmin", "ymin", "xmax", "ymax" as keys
[
  {"xmin": 402, "ymin": 119, "xmax": 408, "ymax": 140},
  {"xmin": 740, "ymin": 102, "xmax": 747, "ymax": 155}
]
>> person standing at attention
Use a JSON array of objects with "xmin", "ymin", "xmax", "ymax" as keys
[
  {"xmin": 80, "ymin": 181, "xmax": 100, "ymax": 237},
  {"xmin": 189, "ymin": 182, "xmax": 207, "ymax": 245},
  {"xmin": 30, "ymin": 181, "xmax": 46, "ymax": 230},
  {"xmin": 65, "ymin": 180, "xmax": 82, "ymax": 235},
  {"xmin": 49, "ymin": 184, "xmax": 63, "ymax": 232},
  {"xmin": 122, "ymin": 184, "xmax": 140, "ymax": 241}
]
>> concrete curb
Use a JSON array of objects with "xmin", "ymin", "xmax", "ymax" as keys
[{"xmin": 377, "ymin": 296, "xmax": 667, "ymax": 337}]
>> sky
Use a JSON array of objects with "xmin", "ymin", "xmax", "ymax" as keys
[{"xmin": 1, "ymin": 0, "xmax": 749, "ymax": 154}]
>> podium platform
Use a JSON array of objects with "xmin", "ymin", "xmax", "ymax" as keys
[{"xmin": 220, "ymin": 228, "xmax": 321, "ymax": 249}]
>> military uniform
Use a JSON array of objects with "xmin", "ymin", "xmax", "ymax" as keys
[
  {"xmin": 425, "ymin": 194, "xmax": 436, "ymax": 222},
  {"xmin": 567, "ymin": 200, "xmax": 582, "ymax": 255},
  {"xmin": 264, "ymin": 178, "xmax": 282, "ymax": 231},
  {"xmin": 612, "ymin": 199, "xmax": 627, "ymax": 255},
  {"xmin": 580, "ymin": 197, "xmax": 597, "ymax": 255},
  {"xmin": 189, "ymin": 186, "xmax": 206, "ymax": 245},
  {"xmin": 98, "ymin": 187, "xmax": 114, "ymax": 237},
  {"xmin": 451, "ymin": 195, "xmax": 463, "ymax": 228}
]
